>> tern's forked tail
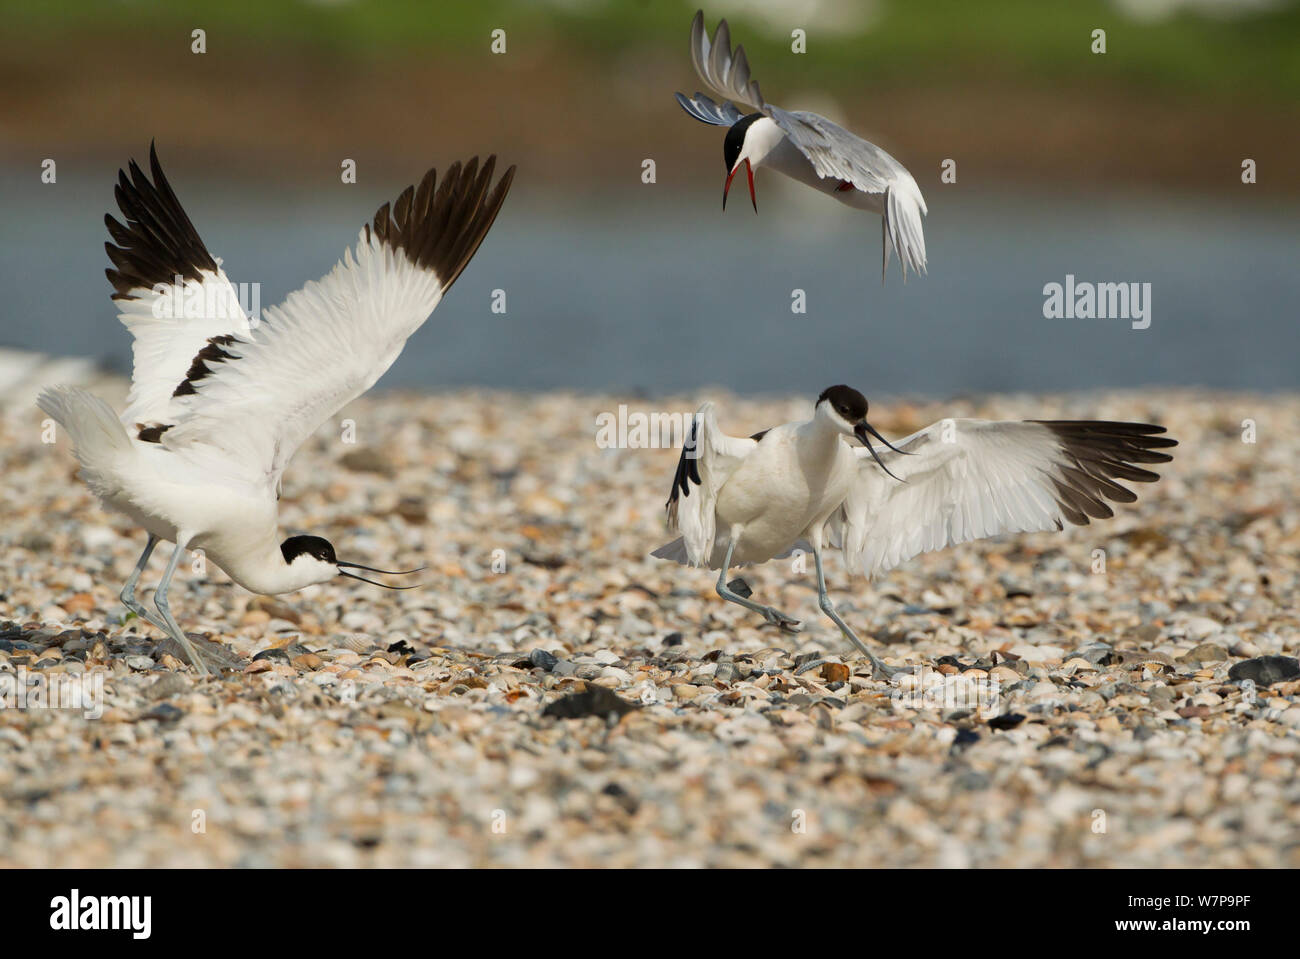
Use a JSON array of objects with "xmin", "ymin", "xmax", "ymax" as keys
[{"xmin": 882, "ymin": 182, "xmax": 929, "ymax": 283}]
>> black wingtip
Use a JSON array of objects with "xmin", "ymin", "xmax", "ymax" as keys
[
  {"xmin": 368, "ymin": 154, "xmax": 515, "ymax": 293},
  {"xmin": 104, "ymin": 141, "xmax": 218, "ymax": 297}
]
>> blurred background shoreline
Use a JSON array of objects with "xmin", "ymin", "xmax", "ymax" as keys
[
  {"xmin": 2, "ymin": 0, "xmax": 1297, "ymax": 396},
  {"xmin": 4, "ymin": 0, "xmax": 1299, "ymax": 188}
]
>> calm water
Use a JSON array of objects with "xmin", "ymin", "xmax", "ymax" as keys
[{"xmin": 2, "ymin": 168, "xmax": 1296, "ymax": 397}]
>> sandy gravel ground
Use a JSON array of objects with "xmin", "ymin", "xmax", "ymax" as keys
[{"xmin": 1, "ymin": 383, "xmax": 1297, "ymax": 867}]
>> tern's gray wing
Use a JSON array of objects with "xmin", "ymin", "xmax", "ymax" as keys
[
  {"xmin": 768, "ymin": 106, "xmax": 930, "ymax": 279},
  {"xmin": 766, "ymin": 107, "xmax": 896, "ymax": 193},
  {"xmin": 688, "ymin": 10, "xmax": 765, "ymax": 113},
  {"xmin": 674, "ymin": 91, "xmax": 745, "ymax": 128}
]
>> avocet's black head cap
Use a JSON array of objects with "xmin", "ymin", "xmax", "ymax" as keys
[
  {"xmin": 723, "ymin": 113, "xmax": 763, "ymax": 171},
  {"xmin": 281, "ymin": 535, "xmax": 337, "ymax": 565},
  {"xmin": 818, "ymin": 385, "xmax": 868, "ymax": 423}
]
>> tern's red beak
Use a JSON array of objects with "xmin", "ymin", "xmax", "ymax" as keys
[{"xmin": 723, "ymin": 159, "xmax": 757, "ymax": 213}]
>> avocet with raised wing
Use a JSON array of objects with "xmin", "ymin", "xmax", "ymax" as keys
[
  {"xmin": 675, "ymin": 10, "xmax": 929, "ymax": 281},
  {"xmin": 653, "ymin": 386, "xmax": 1176, "ymax": 677},
  {"xmin": 39, "ymin": 144, "xmax": 514, "ymax": 674}
]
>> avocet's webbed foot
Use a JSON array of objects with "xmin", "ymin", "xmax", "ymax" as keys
[
  {"xmin": 761, "ymin": 606, "xmax": 801, "ymax": 632},
  {"xmin": 156, "ymin": 631, "xmax": 242, "ymax": 674}
]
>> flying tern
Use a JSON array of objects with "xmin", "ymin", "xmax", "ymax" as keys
[{"xmin": 675, "ymin": 10, "xmax": 929, "ymax": 281}]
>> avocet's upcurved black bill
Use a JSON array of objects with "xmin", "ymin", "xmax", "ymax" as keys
[
  {"xmin": 337, "ymin": 561, "xmax": 426, "ymax": 590},
  {"xmin": 723, "ymin": 159, "xmax": 757, "ymax": 213},
  {"xmin": 854, "ymin": 421, "xmax": 908, "ymax": 481},
  {"xmin": 338, "ymin": 561, "xmax": 425, "ymax": 576}
]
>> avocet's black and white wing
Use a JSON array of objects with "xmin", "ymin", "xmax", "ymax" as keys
[
  {"xmin": 657, "ymin": 401, "xmax": 758, "ymax": 567},
  {"xmin": 674, "ymin": 10, "xmax": 928, "ymax": 278},
  {"xmin": 104, "ymin": 142, "xmax": 254, "ymax": 437},
  {"xmin": 155, "ymin": 157, "xmax": 515, "ymax": 491},
  {"xmin": 834, "ymin": 419, "xmax": 1177, "ymax": 579}
]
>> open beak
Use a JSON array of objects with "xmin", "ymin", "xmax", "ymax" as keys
[
  {"xmin": 854, "ymin": 420, "xmax": 910, "ymax": 482},
  {"xmin": 337, "ymin": 560, "xmax": 425, "ymax": 590},
  {"xmin": 723, "ymin": 159, "xmax": 757, "ymax": 213}
]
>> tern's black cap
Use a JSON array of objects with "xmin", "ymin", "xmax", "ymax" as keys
[{"xmin": 723, "ymin": 113, "xmax": 763, "ymax": 171}]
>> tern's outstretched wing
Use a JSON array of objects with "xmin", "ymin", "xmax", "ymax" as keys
[
  {"xmin": 158, "ymin": 157, "xmax": 515, "ymax": 491},
  {"xmin": 686, "ymin": 9, "xmax": 765, "ymax": 114},
  {"xmin": 658, "ymin": 401, "xmax": 758, "ymax": 567},
  {"xmin": 674, "ymin": 91, "xmax": 746, "ymax": 128},
  {"xmin": 766, "ymin": 106, "xmax": 928, "ymax": 279},
  {"xmin": 104, "ymin": 142, "xmax": 254, "ymax": 434},
  {"xmin": 834, "ymin": 419, "xmax": 1176, "ymax": 579}
]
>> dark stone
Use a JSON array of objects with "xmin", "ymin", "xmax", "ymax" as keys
[
  {"xmin": 726, "ymin": 578, "xmax": 752, "ymax": 599},
  {"xmin": 936, "ymin": 655, "xmax": 985, "ymax": 671},
  {"xmin": 139, "ymin": 702, "xmax": 184, "ymax": 723},
  {"xmin": 528, "ymin": 648, "xmax": 558, "ymax": 671},
  {"xmin": 0, "ymin": 638, "xmax": 42, "ymax": 654},
  {"xmin": 601, "ymin": 781, "xmax": 639, "ymax": 814},
  {"xmin": 987, "ymin": 712, "xmax": 1026, "ymax": 731},
  {"xmin": 1229, "ymin": 656, "xmax": 1300, "ymax": 687},
  {"xmin": 662, "ymin": 632, "xmax": 684, "ymax": 647},
  {"xmin": 542, "ymin": 684, "xmax": 640, "ymax": 720}
]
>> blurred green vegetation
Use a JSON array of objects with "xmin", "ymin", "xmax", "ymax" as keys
[{"xmin": 4, "ymin": 0, "xmax": 1299, "ymax": 101}]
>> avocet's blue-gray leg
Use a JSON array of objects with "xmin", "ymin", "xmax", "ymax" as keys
[
  {"xmin": 120, "ymin": 533, "xmax": 169, "ymax": 632},
  {"xmin": 715, "ymin": 529, "xmax": 800, "ymax": 632},
  {"xmin": 151, "ymin": 541, "xmax": 210, "ymax": 676},
  {"xmin": 813, "ymin": 539, "xmax": 897, "ymax": 679}
]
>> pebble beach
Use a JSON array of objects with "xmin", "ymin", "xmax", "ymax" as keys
[{"xmin": 2, "ymin": 376, "xmax": 1298, "ymax": 868}]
